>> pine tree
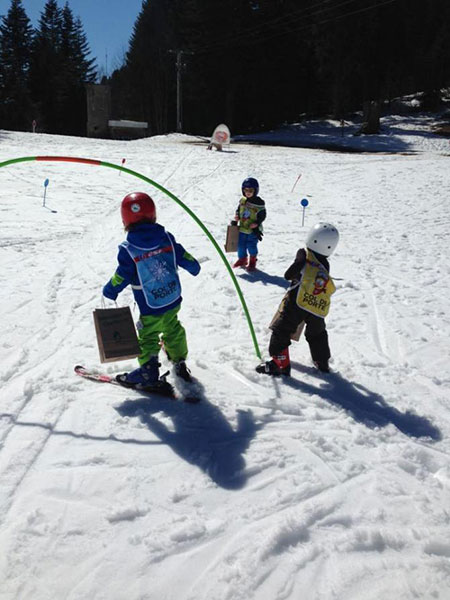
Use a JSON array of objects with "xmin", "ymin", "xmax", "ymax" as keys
[
  {"xmin": 28, "ymin": 0, "xmax": 64, "ymax": 132},
  {"xmin": 61, "ymin": 5, "xmax": 96, "ymax": 82},
  {"xmin": 59, "ymin": 3, "xmax": 96, "ymax": 134},
  {"xmin": 29, "ymin": 0, "xmax": 96, "ymax": 135},
  {"xmin": 123, "ymin": 0, "xmax": 174, "ymax": 134},
  {"xmin": 0, "ymin": 0, "xmax": 34, "ymax": 131}
]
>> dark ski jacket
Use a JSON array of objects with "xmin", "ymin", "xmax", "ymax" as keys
[{"xmin": 284, "ymin": 248, "xmax": 330, "ymax": 304}]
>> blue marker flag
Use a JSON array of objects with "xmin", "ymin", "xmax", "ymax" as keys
[
  {"xmin": 301, "ymin": 198, "xmax": 309, "ymax": 226},
  {"xmin": 43, "ymin": 179, "xmax": 48, "ymax": 207}
]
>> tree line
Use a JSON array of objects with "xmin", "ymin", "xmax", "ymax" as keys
[
  {"xmin": 0, "ymin": 0, "xmax": 96, "ymax": 135},
  {"xmin": 1, "ymin": 0, "xmax": 449, "ymax": 137},
  {"xmin": 113, "ymin": 0, "xmax": 450, "ymax": 135}
]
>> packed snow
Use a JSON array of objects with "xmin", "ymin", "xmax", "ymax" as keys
[{"xmin": 0, "ymin": 116, "xmax": 449, "ymax": 600}]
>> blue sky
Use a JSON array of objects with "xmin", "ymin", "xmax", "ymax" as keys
[{"xmin": 0, "ymin": 0, "xmax": 144, "ymax": 76}]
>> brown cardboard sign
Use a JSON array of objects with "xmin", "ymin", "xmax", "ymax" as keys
[
  {"xmin": 224, "ymin": 224, "xmax": 239, "ymax": 252},
  {"xmin": 93, "ymin": 307, "xmax": 140, "ymax": 363},
  {"xmin": 269, "ymin": 293, "xmax": 305, "ymax": 341}
]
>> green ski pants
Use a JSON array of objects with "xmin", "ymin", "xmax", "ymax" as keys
[{"xmin": 137, "ymin": 305, "xmax": 188, "ymax": 365}]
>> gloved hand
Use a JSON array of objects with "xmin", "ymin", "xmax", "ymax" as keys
[
  {"xmin": 230, "ymin": 219, "xmax": 238, "ymax": 226},
  {"xmin": 255, "ymin": 229, "xmax": 263, "ymax": 241},
  {"xmin": 102, "ymin": 282, "xmax": 118, "ymax": 301}
]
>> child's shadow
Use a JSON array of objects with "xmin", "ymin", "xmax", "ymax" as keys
[
  {"xmin": 287, "ymin": 363, "xmax": 441, "ymax": 440},
  {"xmin": 115, "ymin": 383, "xmax": 261, "ymax": 489},
  {"xmin": 239, "ymin": 268, "xmax": 289, "ymax": 289}
]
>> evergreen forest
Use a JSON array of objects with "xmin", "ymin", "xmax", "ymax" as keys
[{"xmin": 1, "ymin": 0, "xmax": 449, "ymax": 137}]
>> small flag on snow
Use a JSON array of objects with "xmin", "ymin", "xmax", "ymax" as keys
[
  {"xmin": 300, "ymin": 198, "xmax": 309, "ymax": 227},
  {"xmin": 42, "ymin": 178, "xmax": 57, "ymax": 213}
]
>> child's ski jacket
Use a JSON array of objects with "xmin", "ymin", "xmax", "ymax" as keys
[
  {"xmin": 103, "ymin": 223, "xmax": 200, "ymax": 316},
  {"xmin": 235, "ymin": 195, "xmax": 266, "ymax": 235},
  {"xmin": 284, "ymin": 248, "xmax": 334, "ymax": 319}
]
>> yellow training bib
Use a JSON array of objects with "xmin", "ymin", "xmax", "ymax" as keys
[
  {"xmin": 238, "ymin": 197, "xmax": 264, "ymax": 234},
  {"xmin": 295, "ymin": 250, "xmax": 335, "ymax": 318}
]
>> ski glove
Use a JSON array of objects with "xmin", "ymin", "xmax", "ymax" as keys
[
  {"xmin": 255, "ymin": 229, "xmax": 263, "ymax": 241},
  {"xmin": 102, "ymin": 281, "xmax": 119, "ymax": 301}
]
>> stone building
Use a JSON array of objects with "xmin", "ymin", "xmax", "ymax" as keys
[
  {"xmin": 86, "ymin": 83, "xmax": 149, "ymax": 139},
  {"xmin": 86, "ymin": 83, "xmax": 111, "ymax": 138}
]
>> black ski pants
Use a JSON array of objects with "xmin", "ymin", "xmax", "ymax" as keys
[{"xmin": 269, "ymin": 299, "xmax": 330, "ymax": 364}]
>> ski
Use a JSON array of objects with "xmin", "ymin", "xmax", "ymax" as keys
[{"xmin": 74, "ymin": 365, "xmax": 201, "ymax": 404}]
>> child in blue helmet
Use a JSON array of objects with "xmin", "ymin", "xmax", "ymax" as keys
[
  {"xmin": 102, "ymin": 192, "xmax": 201, "ymax": 389},
  {"xmin": 232, "ymin": 177, "xmax": 266, "ymax": 271}
]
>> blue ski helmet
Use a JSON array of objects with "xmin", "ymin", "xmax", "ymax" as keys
[{"xmin": 242, "ymin": 177, "xmax": 259, "ymax": 195}]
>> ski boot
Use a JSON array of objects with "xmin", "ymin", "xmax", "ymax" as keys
[
  {"xmin": 116, "ymin": 355, "xmax": 160, "ymax": 388},
  {"xmin": 175, "ymin": 359, "xmax": 192, "ymax": 382},
  {"xmin": 247, "ymin": 255, "xmax": 257, "ymax": 272},
  {"xmin": 233, "ymin": 256, "xmax": 248, "ymax": 268},
  {"xmin": 313, "ymin": 360, "xmax": 330, "ymax": 373},
  {"xmin": 256, "ymin": 348, "xmax": 291, "ymax": 376}
]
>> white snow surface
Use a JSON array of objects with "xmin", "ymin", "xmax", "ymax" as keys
[{"xmin": 0, "ymin": 118, "xmax": 449, "ymax": 600}]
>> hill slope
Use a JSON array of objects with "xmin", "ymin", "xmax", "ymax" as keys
[{"xmin": 0, "ymin": 122, "xmax": 449, "ymax": 599}]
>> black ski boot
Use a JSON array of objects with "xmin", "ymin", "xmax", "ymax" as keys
[
  {"xmin": 140, "ymin": 371, "xmax": 175, "ymax": 397},
  {"xmin": 314, "ymin": 360, "xmax": 330, "ymax": 373},
  {"xmin": 175, "ymin": 360, "xmax": 192, "ymax": 382}
]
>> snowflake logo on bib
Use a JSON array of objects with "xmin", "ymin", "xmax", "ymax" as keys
[{"xmin": 149, "ymin": 257, "xmax": 169, "ymax": 281}]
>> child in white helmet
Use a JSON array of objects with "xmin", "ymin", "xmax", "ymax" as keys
[{"xmin": 256, "ymin": 222, "xmax": 339, "ymax": 376}]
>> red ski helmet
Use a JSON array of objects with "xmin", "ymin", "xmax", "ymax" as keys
[{"xmin": 121, "ymin": 192, "xmax": 156, "ymax": 227}]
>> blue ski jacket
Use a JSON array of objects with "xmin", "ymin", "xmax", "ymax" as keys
[{"xmin": 103, "ymin": 223, "xmax": 201, "ymax": 316}]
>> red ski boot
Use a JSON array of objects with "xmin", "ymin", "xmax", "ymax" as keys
[
  {"xmin": 256, "ymin": 348, "xmax": 291, "ymax": 376},
  {"xmin": 233, "ymin": 257, "xmax": 248, "ymax": 268},
  {"xmin": 247, "ymin": 255, "xmax": 257, "ymax": 271}
]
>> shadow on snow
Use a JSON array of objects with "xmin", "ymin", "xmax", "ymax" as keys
[
  {"xmin": 1, "ymin": 386, "xmax": 261, "ymax": 490},
  {"xmin": 0, "ymin": 413, "xmax": 165, "ymax": 446},
  {"xmin": 287, "ymin": 363, "xmax": 441, "ymax": 441},
  {"xmin": 116, "ymin": 381, "xmax": 261, "ymax": 490},
  {"xmin": 238, "ymin": 268, "xmax": 289, "ymax": 289}
]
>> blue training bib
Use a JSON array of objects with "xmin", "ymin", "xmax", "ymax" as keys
[{"xmin": 122, "ymin": 236, "xmax": 182, "ymax": 309}]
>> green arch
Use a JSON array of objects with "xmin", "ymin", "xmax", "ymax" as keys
[{"xmin": 0, "ymin": 155, "xmax": 261, "ymax": 359}]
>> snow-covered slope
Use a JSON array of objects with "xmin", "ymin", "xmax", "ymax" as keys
[{"xmin": 0, "ymin": 120, "xmax": 449, "ymax": 600}]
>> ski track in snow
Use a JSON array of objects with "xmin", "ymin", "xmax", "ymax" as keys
[{"xmin": 0, "ymin": 122, "xmax": 449, "ymax": 600}]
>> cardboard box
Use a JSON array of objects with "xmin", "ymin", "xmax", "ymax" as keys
[
  {"xmin": 93, "ymin": 307, "xmax": 140, "ymax": 363},
  {"xmin": 224, "ymin": 224, "xmax": 239, "ymax": 252}
]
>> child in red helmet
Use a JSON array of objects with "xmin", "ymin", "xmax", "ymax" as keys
[
  {"xmin": 103, "ymin": 192, "xmax": 201, "ymax": 388},
  {"xmin": 232, "ymin": 177, "xmax": 266, "ymax": 272}
]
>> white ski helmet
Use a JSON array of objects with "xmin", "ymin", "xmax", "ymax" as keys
[{"xmin": 305, "ymin": 222, "xmax": 339, "ymax": 257}]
